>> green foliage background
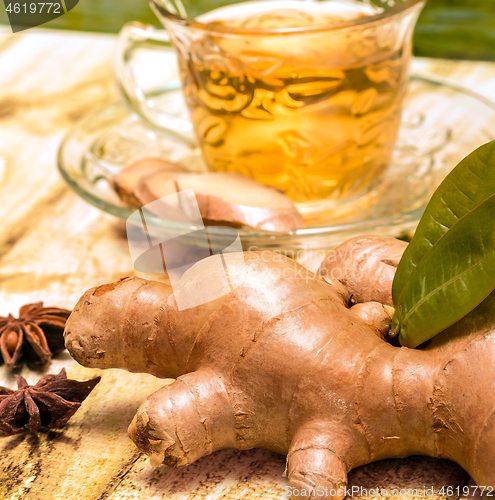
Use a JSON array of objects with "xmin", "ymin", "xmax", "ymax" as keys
[{"xmin": 0, "ymin": 0, "xmax": 494, "ymax": 61}]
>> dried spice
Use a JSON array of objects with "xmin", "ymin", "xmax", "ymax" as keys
[
  {"xmin": 0, "ymin": 369, "xmax": 100, "ymax": 435},
  {"xmin": 0, "ymin": 302, "xmax": 71, "ymax": 370}
]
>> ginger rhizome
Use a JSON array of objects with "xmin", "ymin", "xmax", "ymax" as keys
[{"xmin": 64, "ymin": 236, "xmax": 495, "ymax": 499}]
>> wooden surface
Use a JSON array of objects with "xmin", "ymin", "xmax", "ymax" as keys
[{"xmin": 1, "ymin": 26, "xmax": 495, "ymax": 500}]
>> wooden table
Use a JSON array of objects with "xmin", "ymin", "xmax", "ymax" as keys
[{"xmin": 1, "ymin": 26, "xmax": 494, "ymax": 500}]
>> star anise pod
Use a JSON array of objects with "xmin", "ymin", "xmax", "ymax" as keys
[
  {"xmin": 0, "ymin": 302, "xmax": 71, "ymax": 370},
  {"xmin": 0, "ymin": 369, "xmax": 100, "ymax": 435}
]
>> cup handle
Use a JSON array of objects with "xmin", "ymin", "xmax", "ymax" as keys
[{"xmin": 115, "ymin": 21, "xmax": 196, "ymax": 144}]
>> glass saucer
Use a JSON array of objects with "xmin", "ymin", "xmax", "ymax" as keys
[{"xmin": 58, "ymin": 75, "xmax": 495, "ymax": 252}]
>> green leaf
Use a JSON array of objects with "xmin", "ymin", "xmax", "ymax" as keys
[
  {"xmin": 392, "ymin": 141, "xmax": 495, "ymax": 302},
  {"xmin": 391, "ymin": 141, "xmax": 495, "ymax": 347}
]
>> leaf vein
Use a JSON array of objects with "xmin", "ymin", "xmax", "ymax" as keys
[
  {"xmin": 401, "ymin": 245, "xmax": 495, "ymax": 327},
  {"xmin": 397, "ymin": 191, "xmax": 495, "ymax": 307}
]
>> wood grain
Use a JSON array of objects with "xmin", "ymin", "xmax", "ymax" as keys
[{"xmin": 1, "ymin": 27, "xmax": 495, "ymax": 499}]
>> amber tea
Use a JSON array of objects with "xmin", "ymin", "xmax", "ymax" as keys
[
  {"xmin": 117, "ymin": 0, "xmax": 425, "ymax": 209},
  {"xmin": 174, "ymin": 0, "xmax": 414, "ymax": 203}
]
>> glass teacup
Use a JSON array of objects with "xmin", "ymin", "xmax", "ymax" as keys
[{"xmin": 116, "ymin": 0, "xmax": 425, "ymax": 207}]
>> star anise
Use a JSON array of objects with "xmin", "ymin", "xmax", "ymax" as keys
[
  {"xmin": 0, "ymin": 369, "xmax": 100, "ymax": 435},
  {"xmin": 0, "ymin": 302, "xmax": 71, "ymax": 371}
]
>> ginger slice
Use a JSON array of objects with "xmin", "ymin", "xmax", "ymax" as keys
[
  {"xmin": 136, "ymin": 171, "xmax": 305, "ymax": 232},
  {"xmin": 134, "ymin": 170, "xmax": 179, "ymax": 208},
  {"xmin": 111, "ymin": 157, "xmax": 186, "ymax": 206}
]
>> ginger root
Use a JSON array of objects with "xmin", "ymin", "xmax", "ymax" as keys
[
  {"xmin": 319, "ymin": 235, "xmax": 408, "ymax": 306},
  {"xmin": 65, "ymin": 235, "xmax": 495, "ymax": 499}
]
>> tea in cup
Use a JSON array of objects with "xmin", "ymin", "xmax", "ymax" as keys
[{"xmin": 116, "ymin": 0, "xmax": 425, "ymax": 207}]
